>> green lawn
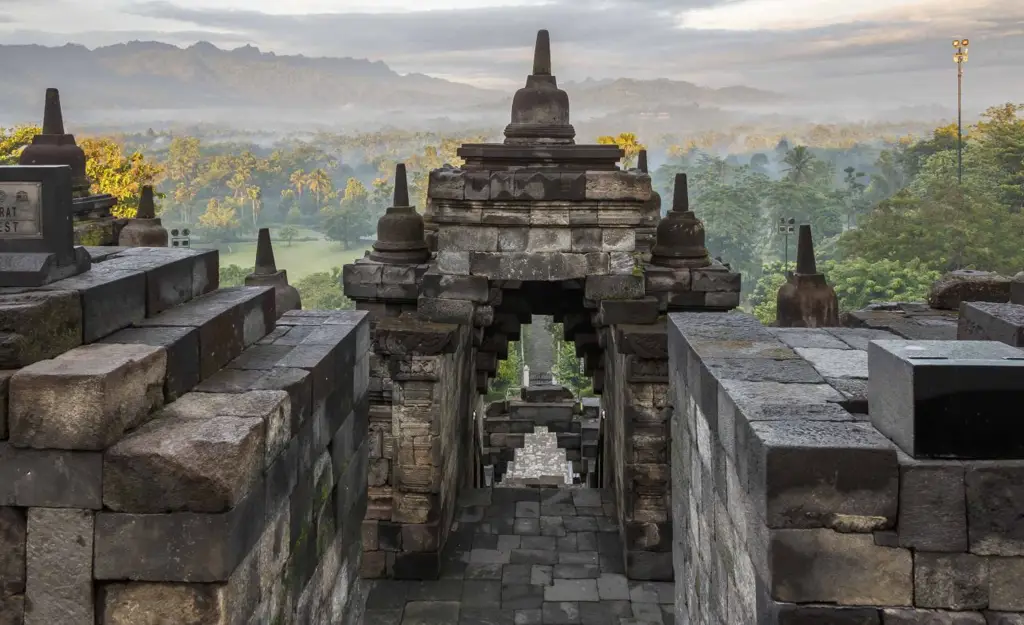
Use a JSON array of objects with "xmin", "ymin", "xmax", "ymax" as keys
[{"xmin": 212, "ymin": 231, "xmax": 369, "ymax": 281}]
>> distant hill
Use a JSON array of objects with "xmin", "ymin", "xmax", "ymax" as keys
[{"xmin": 0, "ymin": 41, "xmax": 783, "ymax": 121}]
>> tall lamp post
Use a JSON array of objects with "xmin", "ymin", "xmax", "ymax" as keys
[
  {"xmin": 953, "ymin": 38, "xmax": 969, "ymax": 185},
  {"xmin": 778, "ymin": 217, "xmax": 796, "ymax": 275}
]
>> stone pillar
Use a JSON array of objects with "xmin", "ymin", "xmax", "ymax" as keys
[{"xmin": 776, "ymin": 225, "xmax": 839, "ymax": 327}]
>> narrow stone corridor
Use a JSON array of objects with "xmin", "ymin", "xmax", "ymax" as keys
[{"xmin": 363, "ymin": 488, "xmax": 675, "ymax": 625}]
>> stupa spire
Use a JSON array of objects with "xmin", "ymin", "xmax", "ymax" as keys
[
  {"xmin": 255, "ymin": 227, "xmax": 278, "ymax": 274},
  {"xmin": 533, "ymin": 30, "xmax": 552, "ymax": 76},
  {"xmin": 638, "ymin": 150, "xmax": 649, "ymax": 173},
  {"xmin": 795, "ymin": 224, "xmax": 817, "ymax": 275},
  {"xmin": 672, "ymin": 173, "xmax": 689, "ymax": 212},
  {"xmin": 136, "ymin": 185, "xmax": 156, "ymax": 219},
  {"xmin": 42, "ymin": 88, "xmax": 66, "ymax": 135},
  {"xmin": 393, "ymin": 163, "xmax": 410, "ymax": 207}
]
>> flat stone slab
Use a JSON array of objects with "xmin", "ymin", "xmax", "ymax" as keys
[{"xmin": 795, "ymin": 347, "xmax": 869, "ymax": 379}]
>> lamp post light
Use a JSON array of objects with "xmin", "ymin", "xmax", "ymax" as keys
[
  {"xmin": 953, "ymin": 38, "xmax": 969, "ymax": 185},
  {"xmin": 169, "ymin": 227, "xmax": 191, "ymax": 248}
]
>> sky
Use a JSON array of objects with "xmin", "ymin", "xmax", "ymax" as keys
[{"xmin": 0, "ymin": 0, "xmax": 1022, "ymax": 110}]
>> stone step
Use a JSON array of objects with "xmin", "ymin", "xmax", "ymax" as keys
[{"xmin": 521, "ymin": 385, "xmax": 575, "ymax": 402}]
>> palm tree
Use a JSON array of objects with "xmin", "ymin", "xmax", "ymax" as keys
[
  {"xmin": 246, "ymin": 185, "xmax": 262, "ymax": 227},
  {"xmin": 290, "ymin": 169, "xmax": 307, "ymax": 200},
  {"xmin": 783, "ymin": 146, "xmax": 816, "ymax": 185},
  {"xmin": 306, "ymin": 168, "xmax": 332, "ymax": 210}
]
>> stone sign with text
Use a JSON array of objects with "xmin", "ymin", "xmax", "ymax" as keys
[{"xmin": 0, "ymin": 165, "xmax": 90, "ymax": 286}]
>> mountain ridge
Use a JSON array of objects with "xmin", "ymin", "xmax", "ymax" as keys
[{"xmin": 0, "ymin": 40, "xmax": 783, "ymax": 116}]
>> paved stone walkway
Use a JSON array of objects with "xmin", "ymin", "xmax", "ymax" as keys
[{"xmin": 363, "ymin": 487, "xmax": 676, "ymax": 625}]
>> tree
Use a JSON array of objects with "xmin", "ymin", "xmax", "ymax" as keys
[
  {"xmin": 550, "ymin": 323, "xmax": 589, "ymax": 398},
  {"xmin": 294, "ymin": 268, "xmax": 354, "ymax": 310},
  {"xmin": 196, "ymin": 198, "xmax": 242, "ymax": 243},
  {"xmin": 280, "ymin": 225, "xmax": 299, "ymax": 247},
  {"xmin": 306, "ymin": 168, "xmax": 333, "ymax": 210},
  {"xmin": 493, "ymin": 342, "xmax": 523, "ymax": 397},
  {"xmin": 822, "ymin": 257, "xmax": 940, "ymax": 311},
  {"xmin": 748, "ymin": 261, "xmax": 793, "ymax": 325},
  {"xmin": 80, "ymin": 137, "xmax": 163, "ymax": 218},
  {"xmin": 320, "ymin": 178, "xmax": 375, "ymax": 249},
  {"xmin": 219, "ymin": 264, "xmax": 251, "ymax": 287},
  {"xmin": 597, "ymin": 132, "xmax": 646, "ymax": 169},
  {"xmin": 782, "ymin": 146, "xmax": 818, "ymax": 185},
  {"xmin": 166, "ymin": 136, "xmax": 204, "ymax": 224},
  {"xmin": 0, "ymin": 125, "xmax": 40, "ymax": 164}
]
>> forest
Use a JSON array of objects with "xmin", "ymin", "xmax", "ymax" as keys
[{"xmin": 2, "ymin": 103, "xmax": 1023, "ymax": 383}]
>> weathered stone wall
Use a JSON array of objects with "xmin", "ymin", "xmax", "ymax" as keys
[
  {"xmin": 669, "ymin": 311, "xmax": 1024, "ymax": 624},
  {"xmin": 0, "ymin": 247, "xmax": 370, "ymax": 625}
]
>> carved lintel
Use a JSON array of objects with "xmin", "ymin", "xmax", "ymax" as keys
[
  {"xmin": 626, "ymin": 356, "xmax": 669, "ymax": 383},
  {"xmin": 389, "ymin": 355, "xmax": 442, "ymax": 381},
  {"xmin": 615, "ymin": 322, "xmax": 668, "ymax": 359},
  {"xmin": 373, "ymin": 315, "xmax": 459, "ymax": 356}
]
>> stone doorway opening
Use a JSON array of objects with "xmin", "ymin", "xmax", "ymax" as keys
[{"xmin": 475, "ymin": 281, "xmax": 606, "ymax": 491}]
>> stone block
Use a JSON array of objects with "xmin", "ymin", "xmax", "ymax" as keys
[
  {"xmin": 136, "ymin": 286, "xmax": 275, "ymax": 380},
  {"xmin": 777, "ymin": 605, "xmax": 881, "ymax": 624},
  {"xmin": 898, "ymin": 461, "xmax": 967, "ymax": 551},
  {"xmin": 989, "ymin": 556, "xmax": 1024, "ymax": 611},
  {"xmin": 914, "ymin": 552, "xmax": 988, "ymax": 610},
  {"xmin": 966, "ymin": 464, "xmax": 1024, "ymax": 556},
  {"xmin": 94, "ymin": 487, "xmax": 264, "ymax": 582},
  {"xmin": 571, "ymin": 228, "xmax": 602, "ymax": 253},
  {"xmin": 958, "ymin": 302, "xmax": 1024, "ymax": 347},
  {"xmin": 25, "ymin": 508, "xmax": 93, "ymax": 625},
  {"xmin": 928, "ymin": 270, "xmax": 1011, "ymax": 310},
  {"xmin": 882, "ymin": 609, "xmax": 986, "ymax": 624},
  {"xmin": 584, "ymin": 275, "xmax": 644, "ymax": 301},
  {"xmin": 796, "ymin": 347, "xmax": 869, "ymax": 379},
  {"xmin": 429, "ymin": 168, "xmax": 465, "ymax": 200},
  {"xmin": 9, "ymin": 343, "xmax": 166, "ymax": 450},
  {"xmin": 157, "ymin": 391, "xmax": 290, "ymax": 465},
  {"xmin": 420, "ymin": 273, "xmax": 489, "ymax": 303},
  {"xmin": 584, "ymin": 171, "xmax": 651, "ymax": 201},
  {"xmin": 527, "ymin": 228, "xmax": 572, "ymax": 253},
  {"xmin": 0, "ymin": 506, "xmax": 26, "ymax": 596},
  {"xmin": 868, "ymin": 340, "xmax": 1024, "ymax": 459},
  {"xmin": 103, "ymin": 415, "xmax": 266, "ymax": 513},
  {"xmin": 0, "ymin": 290, "xmax": 82, "ymax": 369},
  {"xmin": 197, "ymin": 366, "xmax": 312, "ymax": 433},
  {"xmin": 497, "ymin": 227, "xmax": 529, "ymax": 253},
  {"xmin": 692, "ymin": 267, "xmax": 741, "ymax": 293},
  {"xmin": 438, "ymin": 225, "xmax": 499, "ymax": 252},
  {"xmin": 99, "ymin": 325, "xmax": 200, "ymax": 402},
  {"xmin": 771, "ymin": 528, "xmax": 912, "ymax": 606},
  {"xmin": 602, "ymin": 229, "xmax": 635, "ymax": 252},
  {"xmin": 40, "ymin": 268, "xmax": 146, "ymax": 342},
  {"xmin": 0, "ymin": 443, "xmax": 102, "ymax": 508}
]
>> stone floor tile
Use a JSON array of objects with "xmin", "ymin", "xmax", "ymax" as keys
[
  {"xmin": 577, "ymin": 602, "xmax": 616, "ymax": 625},
  {"xmin": 553, "ymin": 563, "xmax": 600, "ymax": 579},
  {"xmin": 576, "ymin": 532, "xmax": 597, "ymax": 552},
  {"xmin": 459, "ymin": 507, "xmax": 485, "ymax": 523},
  {"xmin": 401, "ymin": 601, "xmax": 460, "ymax": 625},
  {"xmin": 365, "ymin": 609, "xmax": 404, "ymax": 625},
  {"xmin": 629, "ymin": 583, "xmax": 660, "ymax": 603},
  {"xmin": 475, "ymin": 534, "xmax": 500, "ymax": 550},
  {"xmin": 511, "ymin": 549, "xmax": 558, "ymax": 565},
  {"xmin": 407, "ymin": 579, "xmax": 464, "ymax": 601},
  {"xmin": 563, "ymin": 517, "xmax": 598, "ymax": 532},
  {"xmin": 498, "ymin": 534, "xmax": 522, "ymax": 551},
  {"xmin": 471, "ymin": 549, "xmax": 511, "ymax": 564},
  {"xmin": 576, "ymin": 506, "xmax": 605, "ymax": 517},
  {"xmin": 460, "ymin": 607, "xmax": 515, "ymax": 625},
  {"xmin": 462, "ymin": 580, "xmax": 503, "ymax": 607},
  {"xmin": 521, "ymin": 536, "xmax": 557, "ymax": 551},
  {"xmin": 516, "ymin": 501, "xmax": 541, "ymax": 518},
  {"xmin": 572, "ymin": 490, "xmax": 602, "ymax": 507},
  {"xmin": 503, "ymin": 564, "xmax": 534, "ymax": 585},
  {"xmin": 596, "ymin": 533, "xmax": 620, "ymax": 554},
  {"xmin": 602, "ymin": 503, "xmax": 616, "ymax": 517},
  {"xmin": 600, "ymin": 553, "xmax": 626, "ymax": 575},
  {"xmin": 461, "ymin": 489, "xmax": 493, "ymax": 507},
  {"xmin": 597, "ymin": 574, "xmax": 630, "ymax": 601},
  {"xmin": 502, "ymin": 584, "xmax": 545, "ymax": 609},
  {"xmin": 542, "ymin": 503, "xmax": 576, "ymax": 516},
  {"xmin": 661, "ymin": 605, "xmax": 675, "ymax": 625},
  {"xmin": 541, "ymin": 490, "xmax": 574, "ymax": 505},
  {"xmin": 544, "ymin": 579, "xmax": 600, "ymax": 602},
  {"xmin": 441, "ymin": 557, "xmax": 468, "ymax": 579},
  {"xmin": 559, "ymin": 551, "xmax": 598, "ymax": 565},
  {"xmin": 493, "ymin": 488, "xmax": 541, "ymax": 504},
  {"xmin": 556, "ymin": 534, "xmax": 577, "ymax": 552},
  {"xmin": 632, "ymin": 601, "xmax": 665, "ymax": 623},
  {"xmin": 515, "ymin": 609, "xmax": 543, "ymax": 624},
  {"xmin": 465, "ymin": 563, "xmax": 504, "ymax": 580},
  {"xmin": 596, "ymin": 517, "xmax": 618, "ymax": 532},
  {"xmin": 648, "ymin": 582, "xmax": 675, "ymax": 604},
  {"xmin": 367, "ymin": 580, "xmax": 412, "ymax": 609},
  {"xmin": 542, "ymin": 601, "xmax": 581, "ymax": 624},
  {"xmin": 540, "ymin": 516, "xmax": 566, "ymax": 537},
  {"xmin": 531, "ymin": 564, "xmax": 553, "ymax": 586},
  {"xmin": 514, "ymin": 518, "xmax": 541, "ymax": 535}
]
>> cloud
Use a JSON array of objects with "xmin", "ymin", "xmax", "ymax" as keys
[{"xmin": 2, "ymin": 0, "xmax": 1022, "ymax": 108}]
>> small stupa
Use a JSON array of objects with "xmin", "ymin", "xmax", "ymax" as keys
[
  {"xmin": 650, "ymin": 173, "xmax": 710, "ymax": 268},
  {"xmin": 118, "ymin": 185, "xmax": 169, "ymax": 247},
  {"xmin": 18, "ymin": 88, "xmax": 91, "ymax": 198},
  {"xmin": 636, "ymin": 150, "xmax": 661, "ymax": 255},
  {"xmin": 503, "ymin": 30, "xmax": 575, "ymax": 146},
  {"xmin": 245, "ymin": 228, "xmax": 301, "ymax": 318},
  {"xmin": 776, "ymin": 225, "xmax": 840, "ymax": 327},
  {"xmin": 368, "ymin": 163, "xmax": 431, "ymax": 265}
]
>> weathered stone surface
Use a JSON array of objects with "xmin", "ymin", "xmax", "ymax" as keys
[
  {"xmin": 989, "ymin": 556, "xmax": 1024, "ymax": 611},
  {"xmin": 0, "ymin": 507, "xmax": 26, "ymax": 597},
  {"xmin": 0, "ymin": 443, "xmax": 102, "ymax": 508},
  {"xmin": 9, "ymin": 343, "xmax": 166, "ymax": 450},
  {"xmin": 770, "ymin": 529, "xmax": 912, "ymax": 606},
  {"xmin": 99, "ymin": 325, "xmax": 200, "ymax": 402},
  {"xmin": 965, "ymin": 464, "xmax": 1024, "ymax": 556},
  {"xmin": 928, "ymin": 270, "xmax": 1010, "ymax": 310},
  {"xmin": 0, "ymin": 370, "xmax": 10, "ymax": 440},
  {"xmin": 777, "ymin": 604, "xmax": 881, "ymax": 624},
  {"xmin": 958, "ymin": 301, "xmax": 1024, "ymax": 347},
  {"xmin": 882, "ymin": 608, "xmax": 986, "ymax": 624},
  {"xmin": 103, "ymin": 415, "xmax": 266, "ymax": 513},
  {"xmin": 795, "ymin": 347, "xmax": 868, "ymax": 379},
  {"xmin": 770, "ymin": 328, "xmax": 851, "ymax": 350},
  {"xmin": 41, "ymin": 268, "xmax": 147, "ymax": 342},
  {"xmin": 913, "ymin": 552, "xmax": 988, "ymax": 610},
  {"xmin": 748, "ymin": 421, "xmax": 898, "ymax": 529},
  {"xmin": 24, "ymin": 507, "xmax": 93, "ymax": 625},
  {"xmin": 898, "ymin": 461, "xmax": 967, "ymax": 552},
  {"xmin": 0, "ymin": 290, "xmax": 82, "ymax": 369}
]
